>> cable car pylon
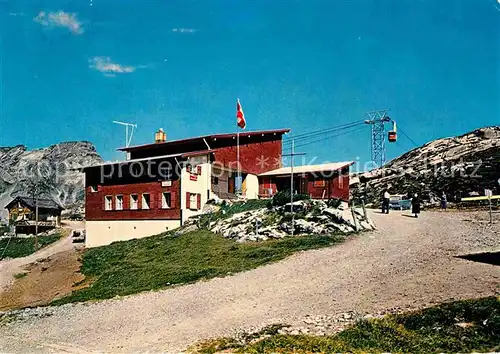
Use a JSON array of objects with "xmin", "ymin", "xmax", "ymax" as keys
[{"xmin": 364, "ymin": 109, "xmax": 396, "ymax": 167}]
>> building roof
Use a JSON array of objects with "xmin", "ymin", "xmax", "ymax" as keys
[
  {"xmin": 258, "ymin": 162, "xmax": 354, "ymax": 176},
  {"xmin": 79, "ymin": 152, "xmax": 185, "ymax": 171},
  {"xmin": 118, "ymin": 128, "xmax": 290, "ymax": 152},
  {"xmin": 5, "ymin": 196, "xmax": 63, "ymax": 211},
  {"xmin": 79, "ymin": 150, "xmax": 216, "ymax": 171}
]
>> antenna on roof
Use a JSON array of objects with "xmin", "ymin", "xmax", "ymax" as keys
[{"xmin": 113, "ymin": 121, "xmax": 138, "ymax": 147}]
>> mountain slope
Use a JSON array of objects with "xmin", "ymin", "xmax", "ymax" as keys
[
  {"xmin": 0, "ymin": 142, "xmax": 103, "ymax": 220},
  {"xmin": 352, "ymin": 127, "xmax": 500, "ymax": 204}
]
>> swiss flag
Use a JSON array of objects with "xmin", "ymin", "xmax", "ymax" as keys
[{"xmin": 236, "ymin": 98, "xmax": 246, "ymax": 129}]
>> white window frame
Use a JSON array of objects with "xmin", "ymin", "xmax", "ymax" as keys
[
  {"xmin": 130, "ymin": 194, "xmax": 139, "ymax": 210},
  {"xmin": 90, "ymin": 185, "xmax": 98, "ymax": 193},
  {"xmin": 115, "ymin": 195, "xmax": 124, "ymax": 211},
  {"xmin": 162, "ymin": 192, "xmax": 171, "ymax": 209},
  {"xmin": 105, "ymin": 195, "xmax": 113, "ymax": 211},
  {"xmin": 142, "ymin": 193, "xmax": 151, "ymax": 210},
  {"xmin": 189, "ymin": 193, "xmax": 197, "ymax": 210}
]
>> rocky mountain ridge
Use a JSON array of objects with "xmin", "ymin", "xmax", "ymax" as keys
[
  {"xmin": 352, "ymin": 126, "xmax": 500, "ymax": 204},
  {"xmin": 0, "ymin": 141, "xmax": 103, "ymax": 220}
]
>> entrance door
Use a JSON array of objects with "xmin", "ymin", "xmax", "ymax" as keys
[
  {"xmin": 300, "ymin": 178, "xmax": 308, "ymax": 195},
  {"xmin": 228, "ymin": 175, "xmax": 235, "ymax": 194}
]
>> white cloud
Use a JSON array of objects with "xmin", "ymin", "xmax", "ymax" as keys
[
  {"xmin": 172, "ymin": 28, "xmax": 197, "ymax": 33},
  {"xmin": 34, "ymin": 11, "xmax": 83, "ymax": 35},
  {"xmin": 9, "ymin": 12, "xmax": 25, "ymax": 17},
  {"xmin": 89, "ymin": 57, "xmax": 136, "ymax": 76}
]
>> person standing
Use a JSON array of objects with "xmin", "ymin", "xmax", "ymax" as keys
[
  {"xmin": 440, "ymin": 192, "xmax": 447, "ymax": 211},
  {"xmin": 382, "ymin": 189, "xmax": 390, "ymax": 214},
  {"xmin": 411, "ymin": 193, "xmax": 421, "ymax": 218}
]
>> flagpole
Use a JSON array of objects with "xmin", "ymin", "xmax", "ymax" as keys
[{"xmin": 237, "ymin": 124, "xmax": 240, "ymax": 197}]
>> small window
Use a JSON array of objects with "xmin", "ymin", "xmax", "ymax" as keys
[
  {"xmin": 196, "ymin": 165, "xmax": 202, "ymax": 175},
  {"xmin": 130, "ymin": 194, "xmax": 139, "ymax": 210},
  {"xmin": 162, "ymin": 192, "xmax": 171, "ymax": 209},
  {"xmin": 211, "ymin": 176, "xmax": 219, "ymax": 185},
  {"xmin": 186, "ymin": 164, "xmax": 192, "ymax": 173},
  {"xmin": 142, "ymin": 193, "xmax": 150, "ymax": 210},
  {"xmin": 189, "ymin": 193, "xmax": 197, "ymax": 210},
  {"xmin": 90, "ymin": 185, "xmax": 98, "ymax": 193},
  {"xmin": 105, "ymin": 195, "xmax": 113, "ymax": 210},
  {"xmin": 115, "ymin": 195, "xmax": 124, "ymax": 210},
  {"xmin": 313, "ymin": 178, "xmax": 326, "ymax": 187}
]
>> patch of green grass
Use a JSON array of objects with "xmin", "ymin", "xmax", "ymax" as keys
[
  {"xmin": 261, "ymin": 213, "xmax": 280, "ymax": 228},
  {"xmin": 0, "ymin": 224, "xmax": 9, "ymax": 235},
  {"xmin": 192, "ymin": 297, "xmax": 500, "ymax": 353},
  {"xmin": 221, "ymin": 199, "xmax": 270, "ymax": 217},
  {"xmin": 14, "ymin": 272, "xmax": 28, "ymax": 279},
  {"xmin": 0, "ymin": 235, "xmax": 60, "ymax": 260},
  {"xmin": 53, "ymin": 230, "xmax": 346, "ymax": 305},
  {"xmin": 0, "ymin": 313, "xmax": 20, "ymax": 326}
]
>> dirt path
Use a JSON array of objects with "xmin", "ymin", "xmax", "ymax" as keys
[
  {"xmin": 0, "ymin": 221, "xmax": 84, "ymax": 293},
  {"xmin": 0, "ymin": 248, "xmax": 84, "ymax": 311},
  {"xmin": 0, "ymin": 234, "xmax": 73, "ymax": 292},
  {"xmin": 0, "ymin": 211, "xmax": 499, "ymax": 353}
]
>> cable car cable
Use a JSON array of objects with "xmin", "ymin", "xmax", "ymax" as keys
[
  {"xmin": 293, "ymin": 125, "xmax": 366, "ymax": 149},
  {"xmin": 282, "ymin": 119, "xmax": 365, "ymax": 141},
  {"xmin": 282, "ymin": 121, "xmax": 365, "ymax": 146},
  {"xmin": 398, "ymin": 127, "xmax": 419, "ymax": 147}
]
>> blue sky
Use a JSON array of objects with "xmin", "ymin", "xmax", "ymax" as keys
[{"xmin": 0, "ymin": 0, "xmax": 498, "ymax": 166}]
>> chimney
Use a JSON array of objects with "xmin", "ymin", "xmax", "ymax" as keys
[{"xmin": 155, "ymin": 128, "xmax": 167, "ymax": 143}]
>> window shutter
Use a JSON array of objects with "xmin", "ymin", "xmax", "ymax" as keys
[
  {"xmin": 171, "ymin": 192, "xmax": 176, "ymax": 208},
  {"xmin": 186, "ymin": 192, "xmax": 190, "ymax": 209},
  {"xmin": 158, "ymin": 193, "xmax": 163, "ymax": 209},
  {"xmin": 197, "ymin": 165, "xmax": 202, "ymax": 175},
  {"xmin": 197, "ymin": 193, "xmax": 201, "ymax": 210}
]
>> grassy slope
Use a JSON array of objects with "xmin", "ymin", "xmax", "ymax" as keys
[
  {"xmin": 53, "ymin": 230, "xmax": 346, "ymax": 305},
  {"xmin": 193, "ymin": 297, "xmax": 500, "ymax": 354},
  {"xmin": 0, "ymin": 235, "xmax": 60, "ymax": 260}
]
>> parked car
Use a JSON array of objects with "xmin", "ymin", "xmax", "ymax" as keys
[
  {"xmin": 389, "ymin": 195, "xmax": 411, "ymax": 210},
  {"xmin": 68, "ymin": 214, "xmax": 84, "ymax": 221},
  {"xmin": 71, "ymin": 229, "xmax": 85, "ymax": 243}
]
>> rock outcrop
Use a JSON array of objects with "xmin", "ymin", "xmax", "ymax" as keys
[
  {"xmin": 352, "ymin": 126, "xmax": 500, "ymax": 205},
  {"xmin": 192, "ymin": 200, "xmax": 375, "ymax": 242},
  {"xmin": 0, "ymin": 142, "xmax": 103, "ymax": 220}
]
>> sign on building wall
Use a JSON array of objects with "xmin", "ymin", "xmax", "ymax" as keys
[{"xmin": 189, "ymin": 155, "xmax": 208, "ymax": 165}]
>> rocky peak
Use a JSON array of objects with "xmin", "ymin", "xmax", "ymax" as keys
[{"xmin": 0, "ymin": 141, "xmax": 103, "ymax": 220}]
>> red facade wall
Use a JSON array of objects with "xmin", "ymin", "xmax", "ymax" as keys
[
  {"xmin": 214, "ymin": 140, "xmax": 282, "ymax": 175},
  {"xmin": 307, "ymin": 174, "xmax": 350, "ymax": 201},
  {"xmin": 257, "ymin": 173, "xmax": 350, "ymax": 201},
  {"xmin": 258, "ymin": 176, "xmax": 277, "ymax": 197},
  {"xmin": 85, "ymin": 180, "xmax": 181, "ymax": 221}
]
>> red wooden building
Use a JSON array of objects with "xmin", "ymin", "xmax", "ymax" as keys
[
  {"xmin": 83, "ymin": 129, "xmax": 287, "ymax": 247},
  {"xmin": 258, "ymin": 162, "xmax": 353, "ymax": 200},
  {"xmin": 82, "ymin": 128, "xmax": 353, "ymax": 247}
]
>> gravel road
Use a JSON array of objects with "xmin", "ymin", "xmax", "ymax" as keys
[{"xmin": 0, "ymin": 211, "xmax": 499, "ymax": 353}]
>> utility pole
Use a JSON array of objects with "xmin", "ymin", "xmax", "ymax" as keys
[
  {"xmin": 35, "ymin": 197, "xmax": 39, "ymax": 250},
  {"xmin": 364, "ymin": 109, "xmax": 390, "ymax": 167},
  {"xmin": 282, "ymin": 138, "xmax": 306, "ymax": 237}
]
